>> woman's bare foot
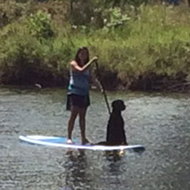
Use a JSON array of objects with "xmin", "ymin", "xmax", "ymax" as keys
[
  {"xmin": 67, "ymin": 139, "xmax": 74, "ymax": 144},
  {"xmin": 81, "ymin": 138, "xmax": 91, "ymax": 145}
]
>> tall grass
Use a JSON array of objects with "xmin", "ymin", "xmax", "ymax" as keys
[{"xmin": 0, "ymin": 1, "xmax": 190, "ymax": 91}]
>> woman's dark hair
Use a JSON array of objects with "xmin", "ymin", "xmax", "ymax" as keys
[{"xmin": 75, "ymin": 47, "xmax": 89, "ymax": 66}]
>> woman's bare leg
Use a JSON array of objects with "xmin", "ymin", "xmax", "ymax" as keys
[
  {"xmin": 67, "ymin": 106, "xmax": 79, "ymax": 143},
  {"xmin": 79, "ymin": 107, "xmax": 89, "ymax": 144}
]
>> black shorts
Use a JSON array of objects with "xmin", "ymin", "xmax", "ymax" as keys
[{"xmin": 66, "ymin": 94, "xmax": 90, "ymax": 110}]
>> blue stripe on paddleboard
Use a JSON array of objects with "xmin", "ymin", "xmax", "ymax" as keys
[{"xmin": 26, "ymin": 137, "xmax": 78, "ymax": 144}]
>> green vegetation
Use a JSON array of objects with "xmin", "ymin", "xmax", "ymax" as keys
[{"xmin": 0, "ymin": 0, "xmax": 190, "ymax": 91}]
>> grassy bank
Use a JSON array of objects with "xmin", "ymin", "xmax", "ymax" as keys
[{"xmin": 0, "ymin": 1, "xmax": 190, "ymax": 91}]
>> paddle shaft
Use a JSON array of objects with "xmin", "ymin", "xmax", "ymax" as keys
[{"xmin": 95, "ymin": 62, "xmax": 111, "ymax": 115}]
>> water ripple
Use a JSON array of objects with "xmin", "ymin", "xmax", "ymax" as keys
[{"xmin": 0, "ymin": 88, "xmax": 189, "ymax": 190}]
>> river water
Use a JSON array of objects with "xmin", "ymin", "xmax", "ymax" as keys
[{"xmin": 0, "ymin": 87, "xmax": 189, "ymax": 190}]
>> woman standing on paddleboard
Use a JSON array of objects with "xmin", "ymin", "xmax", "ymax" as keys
[{"xmin": 66, "ymin": 47, "xmax": 98, "ymax": 144}]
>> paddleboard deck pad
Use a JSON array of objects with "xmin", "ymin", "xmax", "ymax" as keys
[{"xmin": 19, "ymin": 135, "xmax": 145, "ymax": 151}]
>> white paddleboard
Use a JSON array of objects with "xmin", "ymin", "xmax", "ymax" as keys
[{"xmin": 19, "ymin": 135, "xmax": 145, "ymax": 151}]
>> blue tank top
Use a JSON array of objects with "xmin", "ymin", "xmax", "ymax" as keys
[{"xmin": 68, "ymin": 69, "xmax": 90, "ymax": 96}]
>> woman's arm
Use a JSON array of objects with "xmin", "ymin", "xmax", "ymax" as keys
[{"xmin": 71, "ymin": 56, "xmax": 98, "ymax": 72}]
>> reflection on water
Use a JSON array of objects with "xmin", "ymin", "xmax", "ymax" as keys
[
  {"xmin": 63, "ymin": 149, "xmax": 132, "ymax": 190},
  {"xmin": 0, "ymin": 87, "xmax": 190, "ymax": 190},
  {"xmin": 64, "ymin": 150, "xmax": 89, "ymax": 190}
]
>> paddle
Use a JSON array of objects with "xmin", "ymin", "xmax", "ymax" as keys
[{"xmin": 95, "ymin": 61, "xmax": 111, "ymax": 115}]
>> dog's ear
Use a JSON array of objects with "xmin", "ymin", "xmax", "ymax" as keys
[{"xmin": 111, "ymin": 100, "xmax": 117, "ymax": 111}]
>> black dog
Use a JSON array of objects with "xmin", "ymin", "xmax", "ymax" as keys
[{"xmin": 97, "ymin": 99, "xmax": 127, "ymax": 146}]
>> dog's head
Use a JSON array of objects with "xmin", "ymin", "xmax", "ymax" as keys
[{"xmin": 111, "ymin": 99, "xmax": 126, "ymax": 112}]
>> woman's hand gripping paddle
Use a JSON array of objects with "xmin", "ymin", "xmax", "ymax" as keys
[{"xmin": 95, "ymin": 61, "xmax": 111, "ymax": 115}]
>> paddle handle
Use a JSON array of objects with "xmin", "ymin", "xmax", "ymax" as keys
[{"xmin": 95, "ymin": 62, "xmax": 111, "ymax": 115}]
